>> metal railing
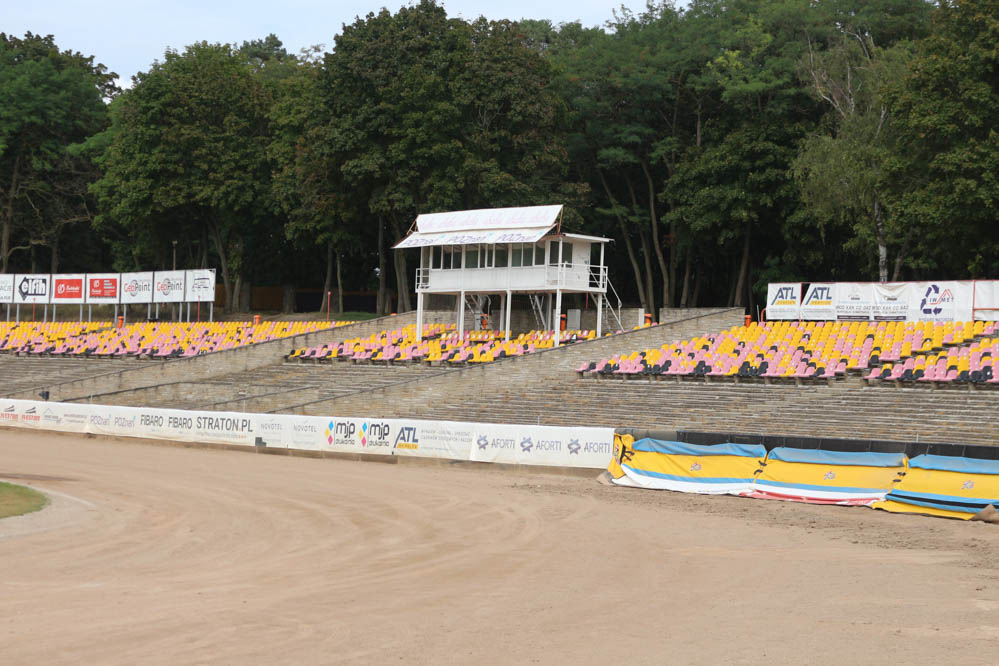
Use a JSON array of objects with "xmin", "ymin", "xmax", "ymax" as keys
[{"xmin": 416, "ymin": 263, "xmax": 607, "ymax": 291}]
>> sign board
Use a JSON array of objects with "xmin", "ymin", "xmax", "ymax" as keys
[
  {"xmin": 871, "ymin": 282, "xmax": 908, "ymax": 321},
  {"xmin": 800, "ymin": 283, "xmax": 836, "ymax": 320},
  {"xmin": 974, "ymin": 280, "xmax": 999, "ymax": 318},
  {"xmin": 0, "ymin": 274, "xmax": 13, "ymax": 304},
  {"xmin": 0, "ymin": 399, "xmax": 616, "ymax": 470},
  {"xmin": 153, "ymin": 271, "xmax": 185, "ymax": 303},
  {"xmin": 51, "ymin": 273, "xmax": 86, "ymax": 304},
  {"xmin": 773, "ymin": 280, "xmax": 991, "ymax": 321},
  {"xmin": 120, "ymin": 272, "xmax": 153, "ymax": 304},
  {"xmin": 85, "ymin": 273, "xmax": 120, "ymax": 304},
  {"xmin": 184, "ymin": 269, "xmax": 215, "ymax": 302},
  {"xmin": 765, "ymin": 283, "xmax": 801, "ymax": 320},
  {"xmin": 13, "ymin": 274, "xmax": 50, "ymax": 304}
]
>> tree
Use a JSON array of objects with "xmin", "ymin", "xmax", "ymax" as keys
[
  {"xmin": 793, "ymin": 0, "xmax": 931, "ymax": 281},
  {"xmin": 93, "ymin": 42, "xmax": 272, "ymax": 309},
  {"xmin": 0, "ymin": 32, "xmax": 115, "ymax": 273},
  {"xmin": 886, "ymin": 0, "xmax": 999, "ymax": 278},
  {"xmin": 319, "ymin": 0, "xmax": 576, "ymax": 313}
]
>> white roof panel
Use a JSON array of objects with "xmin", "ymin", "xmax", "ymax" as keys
[
  {"xmin": 394, "ymin": 226, "xmax": 551, "ymax": 249},
  {"xmin": 414, "ymin": 205, "xmax": 563, "ymax": 234}
]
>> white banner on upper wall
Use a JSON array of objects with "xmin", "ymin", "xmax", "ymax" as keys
[
  {"xmin": 834, "ymin": 282, "xmax": 874, "ymax": 320},
  {"xmin": 974, "ymin": 280, "xmax": 999, "ymax": 318},
  {"xmin": 907, "ymin": 281, "xmax": 972, "ymax": 321},
  {"xmin": 184, "ymin": 269, "xmax": 215, "ymax": 302},
  {"xmin": 771, "ymin": 280, "xmax": 993, "ymax": 321},
  {"xmin": 871, "ymin": 282, "xmax": 909, "ymax": 321},
  {"xmin": 0, "ymin": 274, "xmax": 13, "ymax": 304},
  {"xmin": 766, "ymin": 283, "xmax": 801, "ymax": 320},
  {"xmin": 153, "ymin": 271, "xmax": 185, "ymax": 303},
  {"xmin": 85, "ymin": 273, "xmax": 120, "ymax": 304},
  {"xmin": 13, "ymin": 274, "xmax": 50, "ymax": 304},
  {"xmin": 51, "ymin": 273, "xmax": 86, "ymax": 304},
  {"xmin": 120, "ymin": 272, "xmax": 153, "ymax": 304},
  {"xmin": 800, "ymin": 283, "xmax": 836, "ymax": 320}
]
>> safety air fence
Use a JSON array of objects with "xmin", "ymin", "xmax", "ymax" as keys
[
  {"xmin": 0, "ymin": 399, "xmax": 614, "ymax": 469},
  {"xmin": 607, "ymin": 435, "xmax": 999, "ymax": 522}
]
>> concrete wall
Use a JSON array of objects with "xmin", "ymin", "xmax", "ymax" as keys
[
  {"xmin": 15, "ymin": 310, "xmax": 455, "ymax": 402},
  {"xmin": 277, "ymin": 307, "xmax": 747, "ymax": 417}
]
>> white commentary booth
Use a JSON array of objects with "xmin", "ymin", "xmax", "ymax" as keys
[{"xmin": 394, "ymin": 205, "xmax": 611, "ymax": 346}]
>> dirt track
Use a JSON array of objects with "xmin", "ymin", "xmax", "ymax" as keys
[{"xmin": 3, "ymin": 431, "xmax": 999, "ymax": 664}]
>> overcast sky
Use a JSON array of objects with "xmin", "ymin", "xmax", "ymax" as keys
[{"xmin": 6, "ymin": 1, "xmax": 632, "ymax": 85}]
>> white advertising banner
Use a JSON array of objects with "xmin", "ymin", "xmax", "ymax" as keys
[
  {"xmin": 467, "ymin": 422, "xmax": 615, "ymax": 468},
  {"xmin": 86, "ymin": 273, "xmax": 120, "ymax": 304},
  {"xmin": 777, "ymin": 280, "xmax": 995, "ymax": 322},
  {"xmin": 51, "ymin": 273, "xmax": 86, "ymax": 304},
  {"xmin": 871, "ymin": 282, "xmax": 909, "ymax": 321},
  {"xmin": 799, "ymin": 283, "xmax": 836, "ymax": 321},
  {"xmin": 13, "ymin": 274, "xmax": 50, "ymax": 304},
  {"xmin": 834, "ymin": 282, "xmax": 874, "ymax": 321},
  {"xmin": 0, "ymin": 274, "xmax": 13, "ymax": 304},
  {"xmin": 184, "ymin": 269, "xmax": 216, "ymax": 302},
  {"xmin": 765, "ymin": 283, "xmax": 801, "ymax": 320},
  {"xmin": 0, "ymin": 400, "xmax": 615, "ymax": 469},
  {"xmin": 120, "ymin": 272, "xmax": 154, "ymax": 304},
  {"xmin": 906, "ymin": 281, "xmax": 972, "ymax": 321},
  {"xmin": 974, "ymin": 280, "xmax": 999, "ymax": 319},
  {"xmin": 153, "ymin": 271, "xmax": 185, "ymax": 303}
]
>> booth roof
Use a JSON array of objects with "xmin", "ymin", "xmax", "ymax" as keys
[{"xmin": 393, "ymin": 205, "xmax": 563, "ymax": 249}]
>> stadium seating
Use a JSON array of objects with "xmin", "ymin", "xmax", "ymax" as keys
[
  {"xmin": 0, "ymin": 322, "xmax": 109, "ymax": 354},
  {"xmin": 0, "ymin": 320, "xmax": 353, "ymax": 358},
  {"xmin": 287, "ymin": 324, "xmax": 599, "ymax": 365},
  {"xmin": 869, "ymin": 334, "xmax": 997, "ymax": 384},
  {"xmin": 579, "ymin": 320, "xmax": 998, "ymax": 384}
]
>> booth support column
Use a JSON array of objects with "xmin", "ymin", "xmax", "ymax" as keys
[
  {"xmin": 596, "ymin": 292, "xmax": 603, "ymax": 338},
  {"xmin": 504, "ymin": 290, "xmax": 512, "ymax": 341},
  {"xmin": 416, "ymin": 291, "xmax": 424, "ymax": 339},
  {"xmin": 554, "ymin": 289, "xmax": 562, "ymax": 348},
  {"xmin": 457, "ymin": 290, "xmax": 465, "ymax": 333}
]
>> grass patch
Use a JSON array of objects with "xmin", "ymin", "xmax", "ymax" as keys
[{"xmin": 0, "ymin": 482, "xmax": 48, "ymax": 519}]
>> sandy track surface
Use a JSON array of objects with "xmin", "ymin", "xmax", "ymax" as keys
[{"xmin": 2, "ymin": 431, "xmax": 999, "ymax": 664}]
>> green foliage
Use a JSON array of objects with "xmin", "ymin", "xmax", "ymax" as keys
[
  {"xmin": 0, "ymin": 32, "xmax": 116, "ymax": 272},
  {"xmin": 5, "ymin": 0, "xmax": 997, "ymax": 317},
  {"xmin": 885, "ymin": 0, "xmax": 999, "ymax": 277}
]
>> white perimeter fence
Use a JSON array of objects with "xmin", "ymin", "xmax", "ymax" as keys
[{"xmin": 0, "ymin": 399, "xmax": 614, "ymax": 469}]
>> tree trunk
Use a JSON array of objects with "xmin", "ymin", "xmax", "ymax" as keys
[
  {"xmin": 50, "ymin": 232, "xmax": 59, "ymax": 273},
  {"xmin": 639, "ymin": 230, "xmax": 656, "ymax": 317},
  {"xmin": 668, "ymin": 222, "xmax": 678, "ymax": 308},
  {"xmin": 200, "ymin": 226, "xmax": 209, "ymax": 268},
  {"xmin": 30, "ymin": 243, "xmax": 37, "ymax": 274},
  {"xmin": 320, "ymin": 238, "xmax": 334, "ymax": 314},
  {"xmin": 597, "ymin": 167, "xmax": 647, "ymax": 310},
  {"xmin": 376, "ymin": 217, "xmax": 386, "ymax": 314},
  {"xmin": 873, "ymin": 194, "xmax": 888, "ymax": 282},
  {"xmin": 209, "ymin": 220, "xmax": 233, "ymax": 312},
  {"xmin": 627, "ymin": 175, "xmax": 656, "ymax": 314},
  {"xmin": 335, "ymin": 250, "xmax": 344, "ymax": 314},
  {"xmin": 692, "ymin": 266, "xmax": 702, "ymax": 307},
  {"xmin": 2, "ymin": 151, "xmax": 22, "ymax": 274},
  {"xmin": 390, "ymin": 215, "xmax": 411, "ymax": 312},
  {"xmin": 680, "ymin": 250, "xmax": 692, "ymax": 307},
  {"xmin": 733, "ymin": 221, "xmax": 752, "ymax": 308},
  {"xmin": 892, "ymin": 225, "xmax": 914, "ymax": 281},
  {"xmin": 640, "ymin": 160, "xmax": 669, "ymax": 313}
]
